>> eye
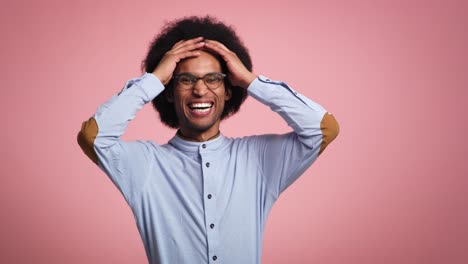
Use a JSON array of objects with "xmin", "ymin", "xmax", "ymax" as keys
[
  {"xmin": 178, "ymin": 75, "xmax": 196, "ymax": 85},
  {"xmin": 205, "ymin": 73, "xmax": 223, "ymax": 84}
]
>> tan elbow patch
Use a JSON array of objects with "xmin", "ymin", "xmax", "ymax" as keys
[
  {"xmin": 319, "ymin": 112, "xmax": 340, "ymax": 155},
  {"xmin": 77, "ymin": 117, "xmax": 99, "ymax": 164}
]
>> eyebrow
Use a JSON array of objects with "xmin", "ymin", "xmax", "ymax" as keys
[{"xmin": 176, "ymin": 72, "xmax": 222, "ymax": 77}]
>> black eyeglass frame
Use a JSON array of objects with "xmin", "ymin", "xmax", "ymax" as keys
[{"xmin": 172, "ymin": 72, "xmax": 227, "ymax": 90}]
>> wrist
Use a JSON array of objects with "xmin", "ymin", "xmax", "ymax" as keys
[
  {"xmin": 241, "ymin": 73, "xmax": 257, "ymax": 89},
  {"xmin": 151, "ymin": 70, "xmax": 168, "ymax": 85}
]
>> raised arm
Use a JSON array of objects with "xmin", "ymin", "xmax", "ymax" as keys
[
  {"xmin": 203, "ymin": 40, "xmax": 339, "ymax": 198},
  {"xmin": 247, "ymin": 76, "xmax": 339, "ymax": 197},
  {"xmin": 77, "ymin": 37, "xmax": 206, "ymax": 165},
  {"xmin": 247, "ymin": 77, "xmax": 339, "ymax": 154},
  {"xmin": 76, "ymin": 38, "xmax": 206, "ymax": 204},
  {"xmin": 77, "ymin": 73, "xmax": 163, "ymax": 165}
]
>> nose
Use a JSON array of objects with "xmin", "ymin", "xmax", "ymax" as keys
[{"xmin": 192, "ymin": 79, "xmax": 209, "ymax": 97}]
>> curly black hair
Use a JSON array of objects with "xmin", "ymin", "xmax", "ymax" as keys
[{"xmin": 141, "ymin": 16, "xmax": 252, "ymax": 129}]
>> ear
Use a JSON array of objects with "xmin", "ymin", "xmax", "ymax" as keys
[{"xmin": 224, "ymin": 86, "xmax": 232, "ymax": 101}]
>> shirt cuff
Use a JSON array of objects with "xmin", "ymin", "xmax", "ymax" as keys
[
  {"xmin": 247, "ymin": 75, "xmax": 279, "ymax": 100},
  {"xmin": 121, "ymin": 72, "xmax": 165, "ymax": 102}
]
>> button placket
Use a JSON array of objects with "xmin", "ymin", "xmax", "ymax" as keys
[{"xmin": 200, "ymin": 149, "xmax": 219, "ymax": 263}]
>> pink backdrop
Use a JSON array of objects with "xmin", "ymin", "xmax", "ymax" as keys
[{"xmin": 1, "ymin": 0, "xmax": 467, "ymax": 263}]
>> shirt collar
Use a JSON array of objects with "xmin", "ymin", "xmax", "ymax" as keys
[{"xmin": 168, "ymin": 132, "xmax": 228, "ymax": 153}]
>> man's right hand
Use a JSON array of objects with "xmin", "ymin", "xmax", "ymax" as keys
[{"xmin": 152, "ymin": 37, "xmax": 205, "ymax": 85}]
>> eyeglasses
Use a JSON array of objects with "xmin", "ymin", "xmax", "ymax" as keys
[{"xmin": 173, "ymin": 72, "xmax": 226, "ymax": 90}]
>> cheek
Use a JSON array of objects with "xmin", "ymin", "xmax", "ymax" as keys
[
  {"xmin": 172, "ymin": 95, "xmax": 186, "ymax": 115},
  {"xmin": 174, "ymin": 92, "xmax": 186, "ymax": 104}
]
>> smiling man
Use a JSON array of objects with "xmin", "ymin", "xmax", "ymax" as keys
[
  {"xmin": 167, "ymin": 50, "xmax": 237, "ymax": 142},
  {"xmin": 77, "ymin": 16, "xmax": 339, "ymax": 264}
]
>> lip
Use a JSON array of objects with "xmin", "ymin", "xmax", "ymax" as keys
[
  {"xmin": 187, "ymin": 99, "xmax": 214, "ymax": 105},
  {"xmin": 186, "ymin": 100, "xmax": 214, "ymax": 118}
]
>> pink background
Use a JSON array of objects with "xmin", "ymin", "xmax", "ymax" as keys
[{"xmin": 1, "ymin": 0, "xmax": 467, "ymax": 263}]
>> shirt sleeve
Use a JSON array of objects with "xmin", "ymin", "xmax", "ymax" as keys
[
  {"xmin": 247, "ymin": 75, "xmax": 339, "ymax": 199},
  {"xmin": 92, "ymin": 72, "xmax": 164, "ymax": 206}
]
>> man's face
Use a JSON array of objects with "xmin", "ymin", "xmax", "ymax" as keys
[{"xmin": 171, "ymin": 51, "xmax": 231, "ymax": 135}]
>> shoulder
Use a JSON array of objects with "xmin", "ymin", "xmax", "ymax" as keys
[
  {"xmin": 225, "ymin": 133, "xmax": 296, "ymax": 150},
  {"xmin": 121, "ymin": 139, "xmax": 172, "ymax": 156}
]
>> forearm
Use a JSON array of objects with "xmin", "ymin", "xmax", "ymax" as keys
[
  {"xmin": 77, "ymin": 73, "xmax": 164, "ymax": 163},
  {"xmin": 247, "ymin": 75, "xmax": 339, "ymax": 154}
]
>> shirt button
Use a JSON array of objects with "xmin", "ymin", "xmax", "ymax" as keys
[
  {"xmin": 210, "ymin": 223, "xmax": 215, "ymax": 229},
  {"xmin": 206, "ymin": 162, "xmax": 210, "ymax": 168},
  {"xmin": 207, "ymin": 194, "xmax": 212, "ymax": 199},
  {"xmin": 202, "ymin": 144, "xmax": 206, "ymax": 148},
  {"xmin": 212, "ymin": 255, "xmax": 217, "ymax": 261}
]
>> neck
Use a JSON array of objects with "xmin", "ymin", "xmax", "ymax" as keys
[{"xmin": 177, "ymin": 129, "xmax": 221, "ymax": 142}]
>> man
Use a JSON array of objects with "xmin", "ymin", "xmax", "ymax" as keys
[{"xmin": 78, "ymin": 16, "xmax": 339, "ymax": 264}]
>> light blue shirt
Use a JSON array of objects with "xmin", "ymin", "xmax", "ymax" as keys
[{"xmin": 92, "ymin": 72, "xmax": 328, "ymax": 264}]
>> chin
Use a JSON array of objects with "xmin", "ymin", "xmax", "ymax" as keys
[
  {"xmin": 187, "ymin": 120, "xmax": 218, "ymax": 132},
  {"xmin": 182, "ymin": 109, "xmax": 221, "ymax": 131}
]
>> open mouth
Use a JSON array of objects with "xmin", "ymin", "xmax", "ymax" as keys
[{"xmin": 188, "ymin": 102, "xmax": 214, "ymax": 113}]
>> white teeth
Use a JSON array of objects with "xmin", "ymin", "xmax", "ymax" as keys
[
  {"xmin": 192, "ymin": 108, "xmax": 211, "ymax": 113},
  {"xmin": 189, "ymin": 103, "xmax": 212, "ymax": 108}
]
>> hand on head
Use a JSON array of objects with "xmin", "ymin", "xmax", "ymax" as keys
[
  {"xmin": 152, "ymin": 37, "xmax": 256, "ymax": 89},
  {"xmin": 152, "ymin": 37, "xmax": 205, "ymax": 85},
  {"xmin": 203, "ymin": 39, "xmax": 257, "ymax": 88}
]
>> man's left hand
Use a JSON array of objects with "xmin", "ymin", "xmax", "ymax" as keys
[{"xmin": 203, "ymin": 40, "xmax": 257, "ymax": 89}]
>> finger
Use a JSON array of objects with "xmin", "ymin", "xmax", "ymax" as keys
[
  {"xmin": 172, "ymin": 41, "xmax": 205, "ymax": 55},
  {"xmin": 172, "ymin": 50, "xmax": 201, "ymax": 62},
  {"xmin": 204, "ymin": 39, "xmax": 231, "ymax": 52},
  {"xmin": 203, "ymin": 41, "xmax": 233, "ymax": 60},
  {"xmin": 171, "ymin": 40, "xmax": 184, "ymax": 49},
  {"xmin": 172, "ymin": 37, "xmax": 202, "ymax": 49},
  {"xmin": 172, "ymin": 37, "xmax": 204, "ymax": 51}
]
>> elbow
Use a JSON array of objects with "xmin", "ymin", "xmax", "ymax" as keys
[
  {"xmin": 77, "ymin": 117, "xmax": 99, "ymax": 165},
  {"xmin": 318, "ymin": 112, "xmax": 340, "ymax": 155}
]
